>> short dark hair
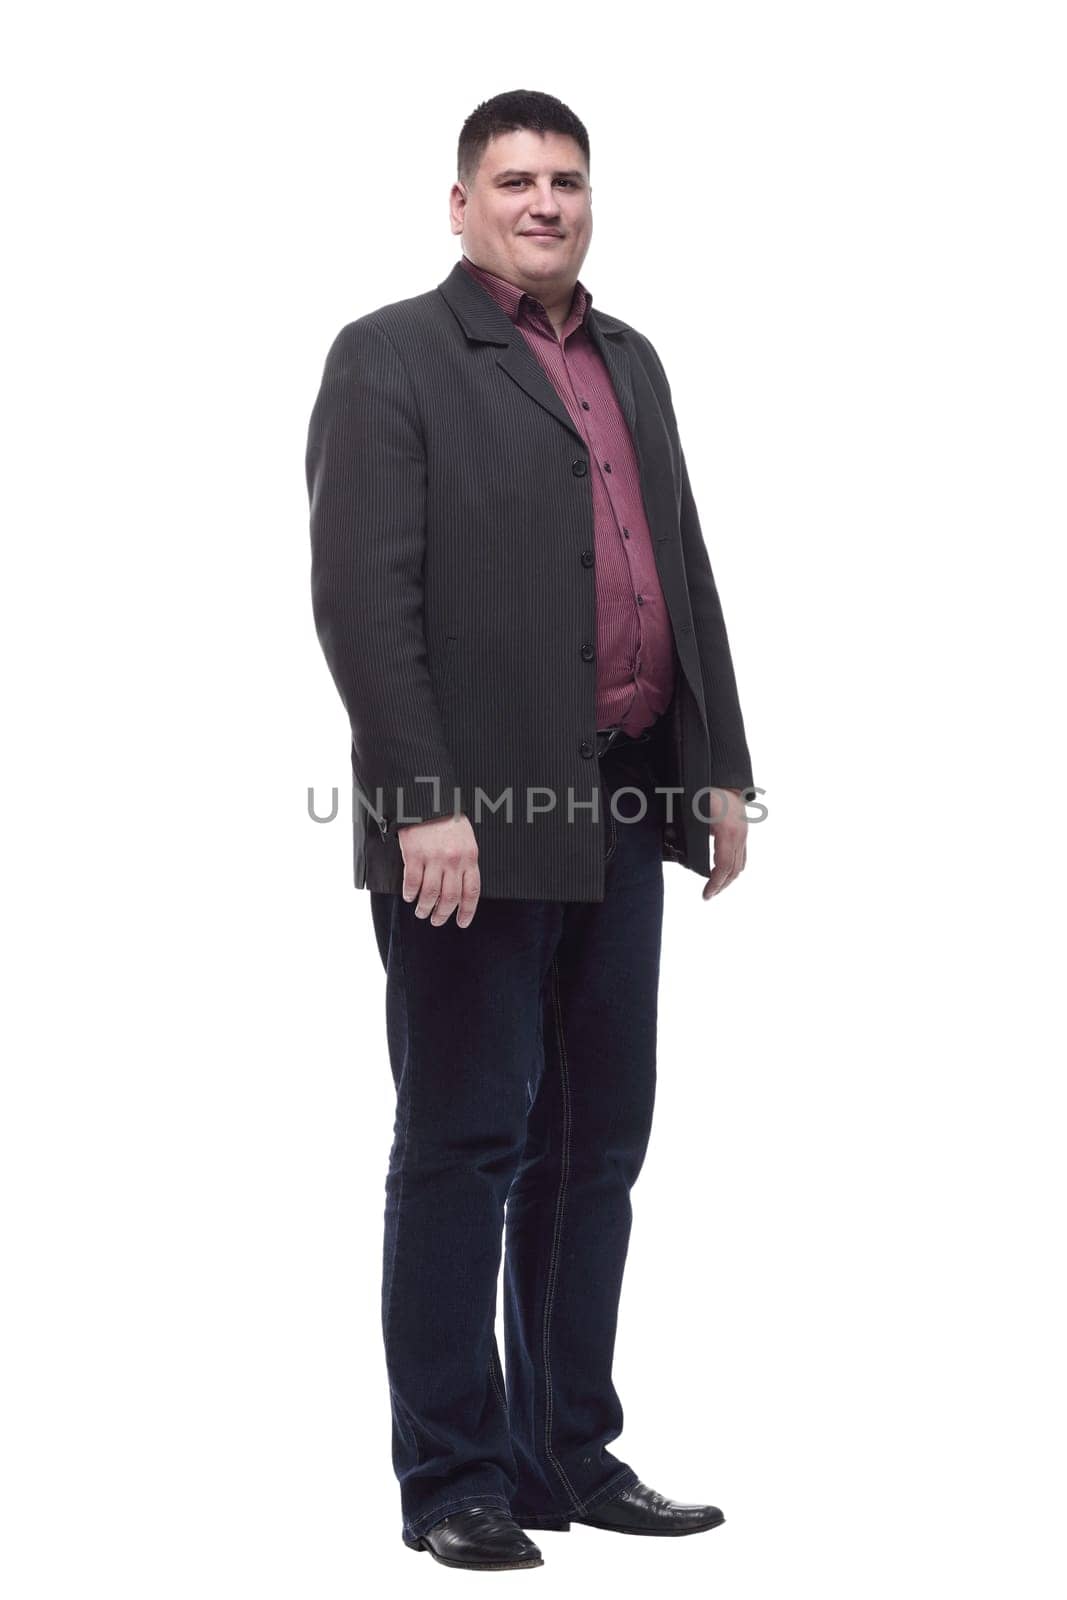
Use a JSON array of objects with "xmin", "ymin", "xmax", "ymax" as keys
[{"xmin": 457, "ymin": 90, "xmax": 590, "ymax": 186}]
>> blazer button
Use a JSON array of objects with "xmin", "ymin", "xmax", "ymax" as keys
[
  {"xmin": 580, "ymin": 548, "xmax": 594, "ymax": 567},
  {"xmin": 571, "ymin": 459, "xmax": 588, "ymax": 477},
  {"xmin": 579, "ymin": 739, "xmax": 594, "ymax": 758},
  {"xmin": 580, "ymin": 642, "xmax": 595, "ymax": 661}
]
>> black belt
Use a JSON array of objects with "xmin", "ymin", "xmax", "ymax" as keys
[{"xmin": 596, "ymin": 724, "xmax": 655, "ymax": 758}]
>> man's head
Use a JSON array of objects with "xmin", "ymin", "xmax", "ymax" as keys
[{"xmin": 451, "ymin": 90, "xmax": 592, "ymax": 300}]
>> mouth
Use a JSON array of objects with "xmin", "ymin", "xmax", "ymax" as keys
[{"xmin": 521, "ymin": 230, "xmax": 564, "ymax": 239}]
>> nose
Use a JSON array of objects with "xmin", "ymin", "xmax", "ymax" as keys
[{"xmin": 527, "ymin": 183, "xmax": 561, "ymax": 219}]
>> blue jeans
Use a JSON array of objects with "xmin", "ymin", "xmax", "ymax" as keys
[{"xmin": 369, "ymin": 740, "xmax": 665, "ymax": 1547}]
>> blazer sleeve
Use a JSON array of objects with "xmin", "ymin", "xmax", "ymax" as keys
[
  {"xmin": 306, "ymin": 316, "xmax": 461, "ymax": 834},
  {"xmin": 637, "ymin": 334, "xmax": 755, "ymax": 794}
]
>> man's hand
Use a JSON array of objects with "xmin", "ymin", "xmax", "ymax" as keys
[
  {"xmin": 702, "ymin": 787, "xmax": 749, "ymax": 901},
  {"xmin": 398, "ymin": 813, "xmax": 481, "ymax": 927}
]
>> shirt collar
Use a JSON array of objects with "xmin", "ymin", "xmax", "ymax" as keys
[{"xmin": 459, "ymin": 253, "xmax": 592, "ymax": 332}]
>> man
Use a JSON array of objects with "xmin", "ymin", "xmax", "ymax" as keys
[{"xmin": 306, "ymin": 90, "xmax": 755, "ymax": 1572}]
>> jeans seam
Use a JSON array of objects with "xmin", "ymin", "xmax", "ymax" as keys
[
  {"xmin": 407, "ymin": 1491, "xmax": 513, "ymax": 1541},
  {"xmin": 579, "ymin": 1465, "xmax": 640, "ymax": 1515},
  {"xmin": 488, "ymin": 1343, "xmax": 508, "ymax": 1413},
  {"xmin": 602, "ymin": 776, "xmax": 618, "ymax": 863},
  {"xmin": 384, "ymin": 907, "xmax": 421, "ymax": 1466},
  {"xmin": 543, "ymin": 958, "xmax": 586, "ymax": 1514}
]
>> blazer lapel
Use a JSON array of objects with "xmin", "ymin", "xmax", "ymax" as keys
[
  {"xmin": 590, "ymin": 305, "xmax": 707, "ymax": 709},
  {"xmin": 583, "ymin": 308, "xmax": 638, "ymax": 437},
  {"xmin": 589, "ymin": 308, "xmax": 680, "ymax": 550},
  {"xmin": 437, "ymin": 261, "xmax": 677, "ymax": 543},
  {"xmin": 495, "ymin": 339, "xmax": 585, "ymax": 446},
  {"xmin": 438, "ymin": 260, "xmax": 584, "ymax": 446},
  {"xmin": 493, "ymin": 301, "xmax": 643, "ymax": 459}
]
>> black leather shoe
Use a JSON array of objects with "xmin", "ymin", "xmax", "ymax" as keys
[
  {"xmin": 518, "ymin": 1479, "xmax": 725, "ymax": 1536},
  {"xmin": 414, "ymin": 1505, "xmax": 544, "ymax": 1569}
]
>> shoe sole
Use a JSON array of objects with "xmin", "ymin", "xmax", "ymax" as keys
[{"xmin": 515, "ymin": 1511, "xmax": 725, "ymax": 1537}]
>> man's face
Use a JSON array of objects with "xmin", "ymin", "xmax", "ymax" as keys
[{"xmin": 450, "ymin": 128, "xmax": 592, "ymax": 297}]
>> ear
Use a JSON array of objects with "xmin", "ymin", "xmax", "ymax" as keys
[{"xmin": 447, "ymin": 182, "xmax": 467, "ymax": 235}]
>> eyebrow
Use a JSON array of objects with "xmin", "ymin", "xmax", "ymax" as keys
[{"xmin": 493, "ymin": 168, "xmax": 587, "ymax": 182}]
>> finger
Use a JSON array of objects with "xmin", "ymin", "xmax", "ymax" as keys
[
  {"xmin": 725, "ymin": 839, "xmax": 746, "ymax": 889},
  {"xmin": 429, "ymin": 867, "xmax": 464, "ymax": 926},
  {"xmin": 703, "ymin": 831, "xmax": 741, "ymax": 898},
  {"xmin": 413, "ymin": 866, "xmax": 443, "ymax": 919},
  {"xmin": 401, "ymin": 857, "xmax": 424, "ymax": 905},
  {"xmin": 703, "ymin": 860, "xmax": 732, "ymax": 898},
  {"xmin": 456, "ymin": 864, "xmax": 482, "ymax": 929}
]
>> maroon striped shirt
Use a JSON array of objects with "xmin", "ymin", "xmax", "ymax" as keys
[{"xmin": 459, "ymin": 253, "xmax": 675, "ymax": 736}]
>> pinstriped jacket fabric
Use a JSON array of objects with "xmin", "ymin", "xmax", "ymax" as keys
[{"xmin": 305, "ymin": 258, "xmax": 754, "ymax": 902}]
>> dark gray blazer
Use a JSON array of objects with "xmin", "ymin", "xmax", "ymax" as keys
[{"xmin": 305, "ymin": 258, "xmax": 754, "ymax": 901}]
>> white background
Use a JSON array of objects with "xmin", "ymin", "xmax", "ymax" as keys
[{"xmin": 3, "ymin": 3, "xmax": 1064, "ymax": 1595}]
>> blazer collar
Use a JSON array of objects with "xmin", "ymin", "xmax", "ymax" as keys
[
  {"xmin": 436, "ymin": 258, "xmax": 637, "ymax": 446},
  {"xmin": 437, "ymin": 258, "xmax": 631, "ymax": 347}
]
